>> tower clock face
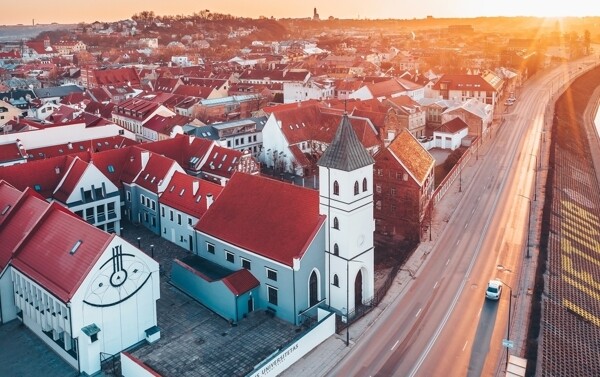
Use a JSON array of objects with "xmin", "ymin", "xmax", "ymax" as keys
[{"xmin": 84, "ymin": 245, "xmax": 152, "ymax": 307}]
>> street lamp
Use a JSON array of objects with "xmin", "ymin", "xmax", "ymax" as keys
[
  {"xmin": 530, "ymin": 153, "xmax": 537, "ymax": 201},
  {"xmin": 137, "ymin": 237, "xmax": 141, "ymax": 249},
  {"xmin": 518, "ymin": 194, "xmax": 531, "ymax": 258},
  {"xmin": 150, "ymin": 244, "xmax": 155, "ymax": 259},
  {"xmin": 498, "ymin": 279, "xmax": 514, "ymax": 371}
]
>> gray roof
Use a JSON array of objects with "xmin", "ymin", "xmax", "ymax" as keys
[
  {"xmin": 33, "ymin": 85, "xmax": 84, "ymax": 99},
  {"xmin": 317, "ymin": 114, "xmax": 374, "ymax": 171}
]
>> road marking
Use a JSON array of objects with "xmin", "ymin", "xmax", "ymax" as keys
[
  {"xmin": 391, "ymin": 340, "xmax": 400, "ymax": 351},
  {"xmin": 434, "ymin": 281, "xmax": 439, "ymax": 289},
  {"xmin": 446, "ymin": 259, "xmax": 450, "ymax": 266},
  {"xmin": 463, "ymin": 341, "xmax": 469, "ymax": 352},
  {"xmin": 416, "ymin": 308, "xmax": 422, "ymax": 317}
]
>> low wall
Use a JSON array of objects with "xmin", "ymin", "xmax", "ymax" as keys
[
  {"xmin": 121, "ymin": 352, "xmax": 161, "ymax": 377},
  {"xmin": 246, "ymin": 308, "xmax": 335, "ymax": 377}
]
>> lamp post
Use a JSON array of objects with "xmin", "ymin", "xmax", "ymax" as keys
[
  {"xmin": 518, "ymin": 194, "xmax": 531, "ymax": 258},
  {"xmin": 150, "ymin": 244, "xmax": 155, "ymax": 259},
  {"xmin": 530, "ymin": 154, "xmax": 537, "ymax": 201},
  {"xmin": 498, "ymin": 279, "xmax": 514, "ymax": 371},
  {"xmin": 137, "ymin": 237, "xmax": 141, "ymax": 249}
]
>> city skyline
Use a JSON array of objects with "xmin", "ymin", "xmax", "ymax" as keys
[{"xmin": 2, "ymin": 0, "xmax": 600, "ymax": 25}]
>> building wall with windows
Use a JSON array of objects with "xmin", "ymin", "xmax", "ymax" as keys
[
  {"xmin": 193, "ymin": 225, "xmax": 326, "ymax": 325},
  {"xmin": 160, "ymin": 204, "xmax": 197, "ymax": 252}
]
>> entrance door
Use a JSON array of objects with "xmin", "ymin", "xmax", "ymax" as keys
[
  {"xmin": 247, "ymin": 297, "xmax": 254, "ymax": 313},
  {"xmin": 189, "ymin": 235, "xmax": 193, "ymax": 252},
  {"xmin": 354, "ymin": 269, "xmax": 363, "ymax": 307}
]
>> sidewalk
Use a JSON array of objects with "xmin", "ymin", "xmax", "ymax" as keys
[{"xmin": 282, "ymin": 117, "xmax": 540, "ymax": 377}]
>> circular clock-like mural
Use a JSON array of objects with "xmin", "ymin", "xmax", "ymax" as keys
[{"xmin": 84, "ymin": 245, "xmax": 152, "ymax": 307}]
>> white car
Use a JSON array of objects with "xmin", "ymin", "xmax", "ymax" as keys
[{"xmin": 485, "ymin": 280, "xmax": 502, "ymax": 300}]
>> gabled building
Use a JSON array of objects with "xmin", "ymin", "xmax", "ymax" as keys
[
  {"xmin": 384, "ymin": 95, "xmax": 427, "ymax": 139},
  {"xmin": 0, "ymin": 181, "xmax": 160, "ymax": 376},
  {"xmin": 111, "ymin": 98, "xmax": 176, "ymax": 141},
  {"xmin": 441, "ymin": 98, "xmax": 493, "ymax": 137},
  {"xmin": 158, "ymin": 171, "xmax": 223, "ymax": 252},
  {"xmin": 81, "ymin": 67, "xmax": 141, "ymax": 89},
  {"xmin": 350, "ymin": 77, "xmax": 425, "ymax": 102},
  {"xmin": 431, "ymin": 74, "xmax": 502, "ymax": 107},
  {"xmin": 373, "ymin": 130, "xmax": 435, "ymax": 241}
]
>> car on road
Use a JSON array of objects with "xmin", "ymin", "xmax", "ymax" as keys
[{"xmin": 485, "ymin": 280, "xmax": 502, "ymax": 300}]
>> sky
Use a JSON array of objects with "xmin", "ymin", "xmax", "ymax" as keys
[{"xmin": 3, "ymin": 0, "xmax": 600, "ymax": 25}]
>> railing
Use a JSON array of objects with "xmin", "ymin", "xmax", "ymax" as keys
[{"xmin": 100, "ymin": 351, "xmax": 121, "ymax": 376}]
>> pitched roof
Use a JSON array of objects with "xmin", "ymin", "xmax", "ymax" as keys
[
  {"xmin": 195, "ymin": 173, "xmax": 326, "ymax": 267},
  {"xmin": 432, "ymin": 74, "xmax": 496, "ymax": 92},
  {"xmin": 317, "ymin": 114, "xmax": 375, "ymax": 171},
  {"xmin": 0, "ymin": 141, "xmax": 27, "ymax": 165},
  {"xmin": 11, "ymin": 202, "xmax": 113, "ymax": 302},
  {"xmin": 138, "ymin": 135, "xmax": 213, "ymax": 173},
  {"xmin": 439, "ymin": 117, "xmax": 469, "ymax": 134},
  {"xmin": 159, "ymin": 171, "xmax": 223, "ymax": 219},
  {"xmin": 94, "ymin": 67, "xmax": 140, "ymax": 87},
  {"xmin": 222, "ymin": 268, "xmax": 260, "ymax": 296},
  {"xmin": 0, "ymin": 180, "xmax": 21, "ymax": 228},
  {"xmin": 200, "ymin": 145, "xmax": 243, "ymax": 179},
  {"xmin": 134, "ymin": 153, "xmax": 177, "ymax": 193},
  {"xmin": 52, "ymin": 157, "xmax": 89, "ymax": 203},
  {"xmin": 386, "ymin": 130, "xmax": 434, "ymax": 186}
]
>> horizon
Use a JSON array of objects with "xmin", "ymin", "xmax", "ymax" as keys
[{"xmin": 2, "ymin": 0, "xmax": 600, "ymax": 25}]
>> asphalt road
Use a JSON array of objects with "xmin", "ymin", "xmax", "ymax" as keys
[{"xmin": 329, "ymin": 57, "xmax": 599, "ymax": 377}]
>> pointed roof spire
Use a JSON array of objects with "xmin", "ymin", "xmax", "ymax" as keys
[{"xmin": 317, "ymin": 114, "xmax": 374, "ymax": 171}]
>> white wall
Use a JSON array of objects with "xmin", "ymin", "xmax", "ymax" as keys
[{"xmin": 121, "ymin": 352, "xmax": 161, "ymax": 377}]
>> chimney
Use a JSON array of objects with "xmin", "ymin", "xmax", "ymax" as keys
[
  {"xmin": 140, "ymin": 150, "xmax": 150, "ymax": 168},
  {"xmin": 206, "ymin": 193, "xmax": 213, "ymax": 209},
  {"xmin": 55, "ymin": 166, "xmax": 60, "ymax": 175},
  {"xmin": 192, "ymin": 179, "xmax": 199, "ymax": 196}
]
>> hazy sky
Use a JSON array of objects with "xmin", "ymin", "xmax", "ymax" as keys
[{"xmin": 3, "ymin": 0, "xmax": 600, "ymax": 25}]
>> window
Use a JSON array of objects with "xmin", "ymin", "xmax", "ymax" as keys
[
  {"xmin": 85, "ymin": 207, "xmax": 94, "ymax": 222},
  {"xmin": 376, "ymin": 184, "xmax": 382, "ymax": 194},
  {"xmin": 362, "ymin": 178, "xmax": 368, "ymax": 192},
  {"xmin": 188, "ymin": 217, "xmax": 193, "ymax": 226},
  {"xmin": 151, "ymin": 201, "xmax": 156, "ymax": 211},
  {"xmin": 140, "ymin": 194, "xmax": 145, "ymax": 205},
  {"xmin": 241, "ymin": 258, "xmax": 251, "ymax": 270},
  {"xmin": 107, "ymin": 165, "xmax": 115, "ymax": 173},
  {"xmin": 126, "ymin": 191, "xmax": 131, "ymax": 202},
  {"xmin": 333, "ymin": 274, "xmax": 339, "ymax": 287},
  {"xmin": 333, "ymin": 217, "xmax": 339, "ymax": 230},
  {"xmin": 207, "ymin": 243, "xmax": 215, "ymax": 254},
  {"xmin": 354, "ymin": 181, "xmax": 359, "ymax": 195},
  {"xmin": 226, "ymin": 251, "xmax": 234, "ymax": 263},
  {"xmin": 170, "ymin": 210, "xmax": 174, "ymax": 221},
  {"xmin": 309, "ymin": 271, "xmax": 318, "ymax": 306},
  {"xmin": 266, "ymin": 268, "xmax": 277, "ymax": 281},
  {"xmin": 107, "ymin": 202, "xmax": 115, "ymax": 218},
  {"xmin": 161, "ymin": 207, "xmax": 165, "ymax": 217},
  {"xmin": 333, "ymin": 181, "xmax": 339, "ymax": 196},
  {"xmin": 34, "ymin": 184, "xmax": 42, "ymax": 192},
  {"xmin": 96, "ymin": 205, "xmax": 105, "ymax": 221},
  {"xmin": 391, "ymin": 187, "xmax": 396, "ymax": 196},
  {"xmin": 177, "ymin": 214, "xmax": 182, "ymax": 225},
  {"xmin": 75, "ymin": 210, "xmax": 83, "ymax": 218},
  {"xmin": 84, "ymin": 190, "xmax": 93, "ymax": 202},
  {"xmin": 333, "ymin": 244, "xmax": 339, "ymax": 256},
  {"xmin": 94, "ymin": 187, "xmax": 104, "ymax": 199},
  {"xmin": 376, "ymin": 200, "xmax": 382, "ymax": 210},
  {"xmin": 267, "ymin": 286, "xmax": 278, "ymax": 306}
]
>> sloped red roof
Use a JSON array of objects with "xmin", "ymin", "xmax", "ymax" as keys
[
  {"xmin": 386, "ymin": 130, "xmax": 435, "ymax": 186},
  {"xmin": 138, "ymin": 135, "xmax": 213, "ymax": 171},
  {"xmin": 53, "ymin": 157, "xmax": 88, "ymax": 203},
  {"xmin": 160, "ymin": 171, "xmax": 223, "ymax": 219},
  {"xmin": 195, "ymin": 173, "xmax": 326, "ymax": 267},
  {"xmin": 0, "ymin": 188, "xmax": 49, "ymax": 270},
  {"xmin": 25, "ymin": 136, "xmax": 135, "ymax": 161},
  {"xmin": 200, "ymin": 146, "xmax": 243, "ymax": 179},
  {"xmin": 0, "ymin": 180, "xmax": 21, "ymax": 228},
  {"xmin": 112, "ymin": 98, "xmax": 160, "ymax": 121},
  {"xmin": 432, "ymin": 74, "xmax": 496, "ymax": 92},
  {"xmin": 0, "ymin": 141, "xmax": 27, "ymax": 164},
  {"xmin": 134, "ymin": 153, "xmax": 177, "ymax": 193},
  {"xmin": 173, "ymin": 85, "xmax": 213, "ymax": 99},
  {"xmin": 89, "ymin": 146, "xmax": 144, "ymax": 187},
  {"xmin": 11, "ymin": 204, "xmax": 113, "ymax": 302},
  {"xmin": 94, "ymin": 67, "xmax": 140, "ymax": 87},
  {"xmin": 222, "ymin": 268, "xmax": 260, "ymax": 296},
  {"xmin": 143, "ymin": 114, "xmax": 190, "ymax": 134},
  {"xmin": 439, "ymin": 117, "xmax": 468, "ymax": 134}
]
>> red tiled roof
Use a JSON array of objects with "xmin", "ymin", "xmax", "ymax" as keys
[
  {"xmin": 0, "ymin": 154, "xmax": 89, "ymax": 198},
  {"xmin": 200, "ymin": 146, "xmax": 243, "ymax": 179},
  {"xmin": 160, "ymin": 171, "xmax": 223, "ymax": 219},
  {"xmin": 89, "ymin": 146, "xmax": 144, "ymax": 187},
  {"xmin": 143, "ymin": 114, "xmax": 190, "ymax": 134},
  {"xmin": 94, "ymin": 67, "xmax": 140, "ymax": 87},
  {"xmin": 53, "ymin": 157, "xmax": 88, "ymax": 203},
  {"xmin": 386, "ymin": 130, "xmax": 434, "ymax": 186},
  {"xmin": 222, "ymin": 268, "xmax": 260, "ymax": 296},
  {"xmin": 173, "ymin": 85, "xmax": 213, "ymax": 99},
  {"xmin": 112, "ymin": 98, "xmax": 160, "ymax": 121},
  {"xmin": 439, "ymin": 117, "xmax": 468, "ymax": 134},
  {"xmin": 0, "ymin": 180, "xmax": 21, "ymax": 228},
  {"xmin": 431, "ymin": 74, "xmax": 495, "ymax": 92},
  {"xmin": 0, "ymin": 188, "xmax": 49, "ymax": 270},
  {"xmin": 138, "ymin": 135, "xmax": 213, "ymax": 171},
  {"xmin": 11, "ymin": 203, "xmax": 113, "ymax": 302},
  {"xmin": 134, "ymin": 153, "xmax": 178, "ymax": 193},
  {"xmin": 195, "ymin": 173, "xmax": 326, "ymax": 267},
  {"xmin": 0, "ymin": 141, "xmax": 27, "ymax": 165},
  {"xmin": 25, "ymin": 136, "xmax": 135, "ymax": 161}
]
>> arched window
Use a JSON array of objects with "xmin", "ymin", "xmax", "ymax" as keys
[
  {"xmin": 309, "ymin": 271, "xmax": 318, "ymax": 306},
  {"xmin": 333, "ymin": 274, "xmax": 339, "ymax": 287},
  {"xmin": 354, "ymin": 181, "xmax": 359, "ymax": 195},
  {"xmin": 333, "ymin": 181, "xmax": 339, "ymax": 196},
  {"xmin": 333, "ymin": 217, "xmax": 339, "ymax": 229},
  {"xmin": 362, "ymin": 178, "xmax": 368, "ymax": 192},
  {"xmin": 333, "ymin": 244, "xmax": 339, "ymax": 256}
]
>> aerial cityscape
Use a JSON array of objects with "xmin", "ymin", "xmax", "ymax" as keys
[{"xmin": 0, "ymin": 2, "xmax": 599, "ymax": 377}]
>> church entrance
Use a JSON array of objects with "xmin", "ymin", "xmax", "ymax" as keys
[{"xmin": 354, "ymin": 269, "xmax": 363, "ymax": 307}]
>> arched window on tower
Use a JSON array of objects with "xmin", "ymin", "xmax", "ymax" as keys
[
  {"xmin": 333, "ymin": 244, "xmax": 339, "ymax": 256},
  {"xmin": 333, "ymin": 217, "xmax": 339, "ymax": 229},
  {"xmin": 362, "ymin": 177, "xmax": 368, "ymax": 192},
  {"xmin": 333, "ymin": 181, "xmax": 339, "ymax": 196},
  {"xmin": 333, "ymin": 274, "xmax": 339, "ymax": 287},
  {"xmin": 309, "ymin": 270, "xmax": 318, "ymax": 306},
  {"xmin": 354, "ymin": 181, "xmax": 359, "ymax": 195}
]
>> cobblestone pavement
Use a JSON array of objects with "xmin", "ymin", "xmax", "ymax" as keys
[{"xmin": 121, "ymin": 221, "xmax": 300, "ymax": 377}]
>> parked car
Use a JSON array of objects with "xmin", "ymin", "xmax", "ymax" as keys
[{"xmin": 485, "ymin": 280, "xmax": 502, "ymax": 300}]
